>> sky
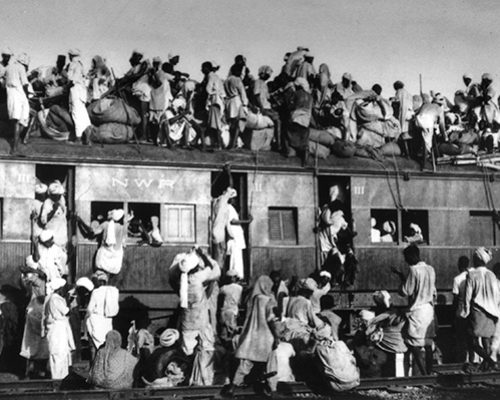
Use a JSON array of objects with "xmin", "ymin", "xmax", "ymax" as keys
[{"xmin": 1, "ymin": 0, "xmax": 499, "ymax": 98}]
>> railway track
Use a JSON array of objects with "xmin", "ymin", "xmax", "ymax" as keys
[{"xmin": 1, "ymin": 366, "xmax": 500, "ymax": 399}]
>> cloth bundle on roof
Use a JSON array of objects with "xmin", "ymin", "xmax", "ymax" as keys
[
  {"xmin": 39, "ymin": 106, "xmax": 73, "ymax": 141},
  {"xmin": 309, "ymin": 128, "xmax": 336, "ymax": 147},
  {"xmin": 308, "ymin": 140, "xmax": 330, "ymax": 159},
  {"xmin": 89, "ymin": 123, "xmax": 134, "ymax": 144},
  {"xmin": 241, "ymin": 127, "xmax": 274, "ymax": 151},
  {"xmin": 87, "ymin": 98, "xmax": 141, "ymax": 126}
]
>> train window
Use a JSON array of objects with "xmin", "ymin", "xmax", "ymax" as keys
[
  {"xmin": 370, "ymin": 209, "xmax": 398, "ymax": 244},
  {"xmin": 127, "ymin": 202, "xmax": 162, "ymax": 243},
  {"xmin": 164, "ymin": 204, "xmax": 196, "ymax": 243},
  {"xmin": 268, "ymin": 207, "xmax": 298, "ymax": 244},
  {"xmin": 402, "ymin": 210, "xmax": 429, "ymax": 245},
  {"xmin": 90, "ymin": 201, "xmax": 124, "ymax": 225},
  {"xmin": 469, "ymin": 211, "xmax": 496, "ymax": 246}
]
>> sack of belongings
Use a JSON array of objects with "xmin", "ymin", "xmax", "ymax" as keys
[
  {"xmin": 309, "ymin": 140, "xmax": 330, "ymax": 159},
  {"xmin": 331, "ymin": 140, "xmax": 356, "ymax": 158},
  {"xmin": 379, "ymin": 141, "xmax": 402, "ymax": 156},
  {"xmin": 87, "ymin": 97, "xmax": 141, "ymax": 126},
  {"xmin": 89, "ymin": 123, "xmax": 134, "ymax": 144},
  {"xmin": 241, "ymin": 127, "xmax": 274, "ymax": 151},
  {"xmin": 309, "ymin": 128, "xmax": 336, "ymax": 147},
  {"xmin": 39, "ymin": 106, "xmax": 73, "ymax": 141},
  {"xmin": 315, "ymin": 339, "xmax": 360, "ymax": 392},
  {"xmin": 437, "ymin": 142, "xmax": 462, "ymax": 156},
  {"xmin": 240, "ymin": 109, "xmax": 274, "ymax": 130}
]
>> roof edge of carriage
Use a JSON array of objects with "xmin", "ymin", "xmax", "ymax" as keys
[{"xmin": 0, "ymin": 138, "xmax": 495, "ymax": 179}]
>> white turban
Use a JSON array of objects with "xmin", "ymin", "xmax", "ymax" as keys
[
  {"xmin": 482, "ymin": 73, "xmax": 493, "ymax": 82},
  {"xmin": 92, "ymin": 270, "xmax": 109, "ymax": 282},
  {"xmin": 159, "ymin": 328, "xmax": 179, "ymax": 347},
  {"xmin": 109, "ymin": 209, "xmax": 124, "ymax": 222},
  {"xmin": 383, "ymin": 221, "xmax": 396, "ymax": 234},
  {"xmin": 359, "ymin": 310, "xmax": 375, "ymax": 324},
  {"xmin": 48, "ymin": 181, "xmax": 64, "ymax": 195},
  {"xmin": 474, "ymin": 247, "xmax": 492, "ymax": 265},
  {"xmin": 463, "ymin": 73, "xmax": 472, "ymax": 80},
  {"xmin": 319, "ymin": 270, "xmax": 332, "ymax": 280},
  {"xmin": 76, "ymin": 277, "xmax": 94, "ymax": 292},
  {"xmin": 373, "ymin": 290, "xmax": 391, "ymax": 309},
  {"xmin": 342, "ymin": 72, "xmax": 352, "ymax": 81},
  {"xmin": 17, "ymin": 53, "xmax": 30, "ymax": 67},
  {"xmin": 409, "ymin": 223, "xmax": 422, "ymax": 235},
  {"xmin": 258, "ymin": 65, "xmax": 273, "ymax": 76},
  {"xmin": 68, "ymin": 48, "xmax": 81, "ymax": 56},
  {"xmin": 38, "ymin": 229, "xmax": 54, "ymax": 243},
  {"xmin": 298, "ymin": 278, "xmax": 317, "ymax": 291},
  {"xmin": 47, "ymin": 277, "xmax": 66, "ymax": 293},
  {"xmin": 1, "ymin": 47, "xmax": 13, "ymax": 56},
  {"xmin": 35, "ymin": 183, "xmax": 48, "ymax": 195},
  {"xmin": 171, "ymin": 252, "xmax": 201, "ymax": 308}
]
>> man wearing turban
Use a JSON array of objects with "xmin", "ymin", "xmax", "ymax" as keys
[
  {"xmin": 462, "ymin": 247, "xmax": 500, "ymax": 371},
  {"xmin": 39, "ymin": 180, "xmax": 67, "ymax": 250}
]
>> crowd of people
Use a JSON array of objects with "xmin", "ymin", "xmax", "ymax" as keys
[
  {"xmin": 0, "ymin": 46, "xmax": 498, "ymax": 168},
  {"xmin": 0, "ymin": 172, "xmax": 499, "ymax": 394}
]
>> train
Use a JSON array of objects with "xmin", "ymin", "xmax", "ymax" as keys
[{"xmin": 1, "ymin": 137, "xmax": 499, "ymax": 351}]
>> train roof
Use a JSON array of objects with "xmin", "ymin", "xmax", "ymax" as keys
[{"xmin": 0, "ymin": 137, "xmax": 495, "ymax": 178}]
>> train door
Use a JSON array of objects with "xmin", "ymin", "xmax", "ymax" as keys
[
  {"xmin": 316, "ymin": 175, "xmax": 352, "ymax": 274},
  {"xmin": 210, "ymin": 170, "xmax": 250, "ymax": 279},
  {"xmin": 35, "ymin": 164, "xmax": 76, "ymax": 281}
]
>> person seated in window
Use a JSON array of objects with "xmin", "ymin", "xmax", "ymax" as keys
[
  {"xmin": 371, "ymin": 218, "xmax": 381, "ymax": 243},
  {"xmin": 404, "ymin": 223, "xmax": 424, "ymax": 244},
  {"xmin": 380, "ymin": 221, "xmax": 396, "ymax": 243}
]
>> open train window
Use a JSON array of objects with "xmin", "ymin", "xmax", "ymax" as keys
[
  {"xmin": 371, "ymin": 209, "xmax": 398, "ymax": 244},
  {"xmin": 268, "ymin": 207, "xmax": 298, "ymax": 244},
  {"xmin": 164, "ymin": 204, "xmax": 196, "ymax": 243},
  {"xmin": 402, "ymin": 210, "xmax": 429, "ymax": 245},
  {"xmin": 469, "ymin": 211, "xmax": 498, "ymax": 246},
  {"xmin": 90, "ymin": 201, "xmax": 124, "ymax": 224},
  {"xmin": 128, "ymin": 202, "xmax": 161, "ymax": 242}
]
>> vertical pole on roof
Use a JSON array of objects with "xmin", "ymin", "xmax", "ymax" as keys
[
  {"xmin": 313, "ymin": 145, "xmax": 320, "ymax": 272},
  {"xmin": 419, "ymin": 74, "xmax": 423, "ymax": 97}
]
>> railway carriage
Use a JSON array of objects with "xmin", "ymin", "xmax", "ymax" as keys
[{"xmin": 0, "ymin": 138, "xmax": 499, "ymax": 354}]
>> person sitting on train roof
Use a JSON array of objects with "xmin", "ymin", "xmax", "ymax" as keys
[
  {"xmin": 88, "ymin": 55, "xmax": 113, "ymax": 102},
  {"xmin": 86, "ymin": 270, "xmax": 119, "ymax": 361},
  {"xmin": 462, "ymin": 73, "xmax": 481, "ymax": 100},
  {"xmin": 452, "ymin": 255, "xmax": 475, "ymax": 364},
  {"xmin": 44, "ymin": 54, "xmax": 67, "ymax": 98},
  {"xmin": 471, "ymin": 73, "xmax": 500, "ymax": 152},
  {"xmin": 5, "ymin": 51, "xmax": 30, "ymax": 155},
  {"xmin": 169, "ymin": 247, "xmax": 220, "ymax": 386},
  {"xmin": 414, "ymin": 94, "xmax": 446, "ymax": 163},
  {"xmin": 333, "ymin": 73, "xmax": 354, "ymax": 101},
  {"xmin": 88, "ymin": 330, "xmax": 138, "ymax": 389},
  {"xmin": 66, "ymin": 48, "xmax": 93, "ymax": 144},
  {"xmin": 43, "ymin": 277, "xmax": 75, "ymax": 380},
  {"xmin": 462, "ymin": 247, "xmax": 499, "ymax": 372},
  {"xmin": 253, "ymin": 65, "xmax": 282, "ymax": 152},
  {"xmin": 391, "ymin": 244, "xmax": 436, "ymax": 376},
  {"xmin": 0, "ymin": 47, "xmax": 13, "ymax": 91},
  {"xmin": 285, "ymin": 77, "xmax": 313, "ymax": 165},
  {"xmin": 366, "ymin": 290, "xmax": 407, "ymax": 377},
  {"xmin": 39, "ymin": 180, "xmax": 67, "ymax": 250},
  {"xmin": 295, "ymin": 52, "xmax": 316, "ymax": 82},
  {"xmin": 33, "ymin": 229, "xmax": 68, "ymax": 287}
]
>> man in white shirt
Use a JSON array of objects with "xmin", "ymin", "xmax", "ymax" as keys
[{"xmin": 452, "ymin": 255, "xmax": 474, "ymax": 363}]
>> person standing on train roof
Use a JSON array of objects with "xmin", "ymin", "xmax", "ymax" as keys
[
  {"xmin": 202, "ymin": 60, "xmax": 225, "ymax": 149},
  {"xmin": 452, "ymin": 255, "xmax": 475, "ymax": 364},
  {"xmin": 462, "ymin": 73, "xmax": 481, "ymax": 100},
  {"xmin": 33, "ymin": 229, "xmax": 68, "ymax": 288},
  {"xmin": 39, "ymin": 180, "xmax": 67, "ymax": 250},
  {"xmin": 86, "ymin": 270, "xmax": 119, "ymax": 360},
  {"xmin": 66, "ymin": 48, "xmax": 92, "ymax": 143},
  {"xmin": 169, "ymin": 247, "xmax": 220, "ymax": 386},
  {"xmin": 462, "ymin": 247, "xmax": 500, "ymax": 371},
  {"xmin": 391, "ymin": 244, "xmax": 436, "ymax": 376},
  {"xmin": 43, "ymin": 277, "xmax": 75, "ymax": 379},
  {"xmin": 5, "ymin": 52, "xmax": 30, "ymax": 155},
  {"xmin": 0, "ymin": 47, "xmax": 13, "ymax": 90}
]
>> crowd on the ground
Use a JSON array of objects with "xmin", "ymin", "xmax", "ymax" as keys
[
  {"xmin": 0, "ymin": 175, "xmax": 498, "ymax": 395},
  {"xmin": 0, "ymin": 46, "xmax": 499, "ymax": 167}
]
